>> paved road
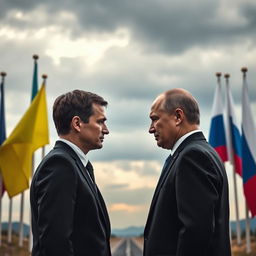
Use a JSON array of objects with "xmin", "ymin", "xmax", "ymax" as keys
[{"xmin": 112, "ymin": 238, "xmax": 142, "ymax": 256}]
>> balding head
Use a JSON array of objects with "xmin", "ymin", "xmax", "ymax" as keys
[
  {"xmin": 149, "ymin": 89, "xmax": 200, "ymax": 150},
  {"xmin": 161, "ymin": 88, "xmax": 200, "ymax": 125}
]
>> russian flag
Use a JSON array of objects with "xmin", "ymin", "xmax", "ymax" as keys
[
  {"xmin": 209, "ymin": 73, "xmax": 228, "ymax": 162},
  {"xmin": 224, "ymin": 74, "xmax": 242, "ymax": 176},
  {"xmin": 241, "ymin": 68, "xmax": 256, "ymax": 216}
]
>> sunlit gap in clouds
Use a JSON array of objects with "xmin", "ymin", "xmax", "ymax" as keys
[
  {"xmin": 1, "ymin": 8, "xmax": 130, "ymax": 67},
  {"xmin": 45, "ymin": 28, "xmax": 130, "ymax": 66}
]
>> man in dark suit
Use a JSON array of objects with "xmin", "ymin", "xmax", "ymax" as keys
[
  {"xmin": 30, "ymin": 90, "xmax": 111, "ymax": 256},
  {"xmin": 144, "ymin": 89, "xmax": 231, "ymax": 256}
]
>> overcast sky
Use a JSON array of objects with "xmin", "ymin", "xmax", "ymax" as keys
[{"xmin": 1, "ymin": 0, "xmax": 256, "ymax": 229}]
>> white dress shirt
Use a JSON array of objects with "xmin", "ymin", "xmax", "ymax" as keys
[
  {"xmin": 171, "ymin": 130, "xmax": 202, "ymax": 155},
  {"xmin": 58, "ymin": 138, "xmax": 89, "ymax": 168}
]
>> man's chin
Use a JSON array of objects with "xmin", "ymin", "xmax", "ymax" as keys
[
  {"xmin": 157, "ymin": 141, "xmax": 171, "ymax": 150},
  {"xmin": 157, "ymin": 141, "xmax": 164, "ymax": 148},
  {"xmin": 90, "ymin": 143, "xmax": 103, "ymax": 151},
  {"xmin": 97, "ymin": 143, "xmax": 103, "ymax": 149}
]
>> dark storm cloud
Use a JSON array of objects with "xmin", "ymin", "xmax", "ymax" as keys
[{"xmin": 2, "ymin": 0, "xmax": 256, "ymax": 53}]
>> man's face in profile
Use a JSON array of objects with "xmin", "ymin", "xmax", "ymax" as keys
[{"xmin": 79, "ymin": 103, "xmax": 109, "ymax": 151}]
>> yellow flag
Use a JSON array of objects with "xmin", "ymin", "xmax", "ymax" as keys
[{"xmin": 0, "ymin": 84, "xmax": 49, "ymax": 197}]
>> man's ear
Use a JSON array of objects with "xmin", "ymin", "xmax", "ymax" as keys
[
  {"xmin": 174, "ymin": 108, "xmax": 184, "ymax": 125},
  {"xmin": 71, "ymin": 116, "xmax": 81, "ymax": 132}
]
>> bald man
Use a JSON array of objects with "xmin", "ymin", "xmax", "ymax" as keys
[{"xmin": 144, "ymin": 89, "xmax": 231, "ymax": 256}]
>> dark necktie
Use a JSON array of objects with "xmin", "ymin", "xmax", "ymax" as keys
[
  {"xmin": 158, "ymin": 153, "xmax": 173, "ymax": 183},
  {"xmin": 162, "ymin": 154, "xmax": 173, "ymax": 174},
  {"xmin": 85, "ymin": 161, "xmax": 97, "ymax": 193}
]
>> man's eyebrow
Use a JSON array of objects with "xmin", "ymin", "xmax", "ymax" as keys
[{"xmin": 149, "ymin": 114, "xmax": 157, "ymax": 119}]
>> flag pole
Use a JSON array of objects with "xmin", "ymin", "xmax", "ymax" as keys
[
  {"xmin": 241, "ymin": 67, "xmax": 251, "ymax": 254},
  {"xmin": 245, "ymin": 203, "xmax": 251, "ymax": 253},
  {"xmin": 19, "ymin": 54, "xmax": 40, "ymax": 248},
  {"xmin": 219, "ymin": 73, "xmax": 234, "ymax": 247},
  {"xmin": 1, "ymin": 71, "xmax": 13, "ymax": 245},
  {"xmin": 0, "ymin": 71, "xmax": 7, "ymax": 247},
  {"xmin": 41, "ymin": 74, "xmax": 47, "ymax": 161},
  {"xmin": 29, "ymin": 72, "xmax": 48, "ymax": 252},
  {"xmin": 29, "ymin": 155, "xmax": 35, "ymax": 252},
  {"xmin": 224, "ymin": 73, "xmax": 241, "ymax": 246},
  {"xmin": 28, "ymin": 54, "xmax": 39, "ymax": 252},
  {"xmin": 8, "ymin": 198, "xmax": 12, "ymax": 243}
]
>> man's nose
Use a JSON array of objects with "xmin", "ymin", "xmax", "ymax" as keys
[
  {"xmin": 149, "ymin": 125, "xmax": 155, "ymax": 134},
  {"xmin": 103, "ymin": 125, "xmax": 109, "ymax": 135}
]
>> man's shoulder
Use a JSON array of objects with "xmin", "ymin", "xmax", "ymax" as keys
[
  {"xmin": 177, "ymin": 138, "xmax": 221, "ymax": 164},
  {"xmin": 37, "ymin": 145, "xmax": 76, "ymax": 170}
]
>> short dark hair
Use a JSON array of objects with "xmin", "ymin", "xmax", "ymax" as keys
[
  {"xmin": 53, "ymin": 90, "xmax": 108, "ymax": 135},
  {"xmin": 163, "ymin": 90, "xmax": 200, "ymax": 125}
]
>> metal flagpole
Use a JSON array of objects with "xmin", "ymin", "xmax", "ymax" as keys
[
  {"xmin": 29, "ymin": 155, "xmax": 35, "ymax": 252},
  {"xmin": 7, "ymin": 198, "xmax": 12, "ymax": 243},
  {"xmin": 0, "ymin": 72, "xmax": 13, "ymax": 245},
  {"xmin": 19, "ymin": 54, "xmax": 39, "ymax": 247},
  {"xmin": 0, "ymin": 71, "xmax": 7, "ymax": 247},
  {"xmin": 28, "ymin": 55, "xmax": 39, "ymax": 252},
  {"xmin": 29, "ymin": 73, "xmax": 48, "ymax": 252},
  {"xmin": 245, "ymin": 203, "xmax": 251, "ymax": 253},
  {"xmin": 18, "ymin": 192, "xmax": 24, "ymax": 247},
  {"xmin": 241, "ymin": 67, "xmax": 251, "ymax": 254},
  {"xmin": 224, "ymin": 74, "xmax": 241, "ymax": 245}
]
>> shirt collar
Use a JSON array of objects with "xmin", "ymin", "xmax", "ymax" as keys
[
  {"xmin": 58, "ymin": 138, "xmax": 89, "ymax": 167},
  {"xmin": 171, "ymin": 129, "xmax": 201, "ymax": 155}
]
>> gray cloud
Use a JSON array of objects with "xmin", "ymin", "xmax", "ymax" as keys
[
  {"xmin": 103, "ymin": 186, "xmax": 154, "ymax": 205},
  {"xmin": 2, "ymin": 0, "xmax": 256, "ymax": 54},
  {"xmin": 104, "ymin": 183, "xmax": 129, "ymax": 190}
]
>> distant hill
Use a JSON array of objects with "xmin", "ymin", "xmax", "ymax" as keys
[
  {"xmin": 1, "ymin": 218, "xmax": 255, "ymax": 238},
  {"xmin": 112, "ymin": 226, "xmax": 144, "ymax": 237},
  {"xmin": 1, "ymin": 222, "xmax": 30, "ymax": 237},
  {"xmin": 111, "ymin": 218, "xmax": 256, "ymax": 237},
  {"xmin": 230, "ymin": 218, "xmax": 256, "ymax": 233}
]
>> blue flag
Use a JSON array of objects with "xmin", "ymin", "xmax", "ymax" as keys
[{"xmin": 31, "ymin": 57, "xmax": 38, "ymax": 101}]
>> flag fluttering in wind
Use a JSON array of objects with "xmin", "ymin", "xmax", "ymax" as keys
[
  {"xmin": 0, "ymin": 83, "xmax": 49, "ymax": 197},
  {"xmin": 241, "ymin": 68, "xmax": 256, "ymax": 216},
  {"xmin": 209, "ymin": 73, "xmax": 228, "ymax": 162},
  {"xmin": 224, "ymin": 74, "xmax": 242, "ymax": 176}
]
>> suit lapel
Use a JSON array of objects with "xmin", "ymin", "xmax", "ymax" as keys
[
  {"xmin": 145, "ymin": 153, "xmax": 179, "ymax": 234},
  {"xmin": 74, "ymin": 157, "xmax": 110, "ymax": 234},
  {"xmin": 145, "ymin": 132, "xmax": 206, "ymax": 234},
  {"xmin": 54, "ymin": 141, "xmax": 111, "ymax": 235}
]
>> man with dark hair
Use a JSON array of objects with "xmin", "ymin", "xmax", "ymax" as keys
[
  {"xmin": 144, "ymin": 88, "xmax": 231, "ymax": 256},
  {"xmin": 30, "ymin": 90, "xmax": 111, "ymax": 256}
]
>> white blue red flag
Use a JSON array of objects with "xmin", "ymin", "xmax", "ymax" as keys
[
  {"xmin": 209, "ymin": 74, "xmax": 228, "ymax": 162},
  {"xmin": 224, "ymin": 76, "xmax": 242, "ymax": 176},
  {"xmin": 241, "ymin": 70, "xmax": 256, "ymax": 216}
]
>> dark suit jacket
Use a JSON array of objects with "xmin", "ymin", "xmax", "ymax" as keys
[
  {"xmin": 144, "ymin": 132, "xmax": 231, "ymax": 256},
  {"xmin": 30, "ymin": 141, "xmax": 111, "ymax": 256}
]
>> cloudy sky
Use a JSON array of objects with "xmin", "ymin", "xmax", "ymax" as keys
[{"xmin": 1, "ymin": 0, "xmax": 256, "ymax": 229}]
